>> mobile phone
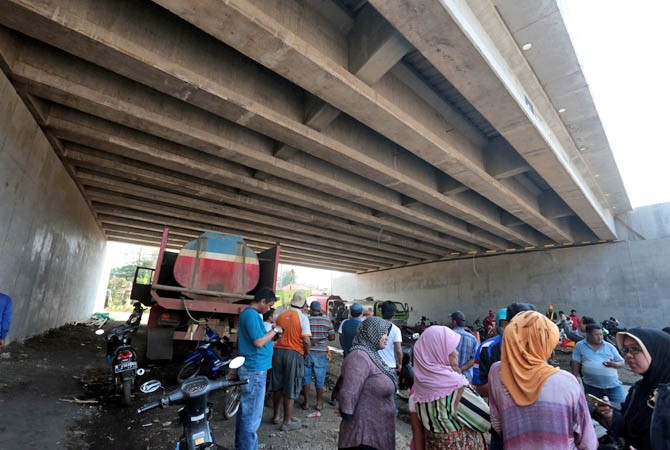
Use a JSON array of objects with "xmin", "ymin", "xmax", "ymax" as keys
[{"xmin": 587, "ymin": 394, "xmax": 618, "ymax": 410}]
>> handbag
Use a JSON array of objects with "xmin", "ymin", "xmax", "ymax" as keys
[{"xmin": 454, "ymin": 384, "xmax": 491, "ymax": 433}]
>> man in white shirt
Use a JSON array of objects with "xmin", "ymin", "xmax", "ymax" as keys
[{"xmin": 378, "ymin": 301, "xmax": 402, "ymax": 414}]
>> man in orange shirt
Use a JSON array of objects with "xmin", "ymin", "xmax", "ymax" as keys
[{"xmin": 270, "ymin": 292, "xmax": 311, "ymax": 431}]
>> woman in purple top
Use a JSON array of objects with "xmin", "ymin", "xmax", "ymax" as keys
[
  {"xmin": 337, "ymin": 317, "xmax": 395, "ymax": 450},
  {"xmin": 488, "ymin": 311, "xmax": 597, "ymax": 450}
]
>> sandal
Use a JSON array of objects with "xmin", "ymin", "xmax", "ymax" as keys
[
  {"xmin": 272, "ymin": 417, "xmax": 282, "ymax": 424},
  {"xmin": 279, "ymin": 420, "xmax": 302, "ymax": 431},
  {"xmin": 299, "ymin": 402, "xmax": 309, "ymax": 410},
  {"xmin": 315, "ymin": 402, "xmax": 323, "ymax": 411}
]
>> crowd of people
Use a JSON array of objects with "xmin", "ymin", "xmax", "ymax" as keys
[{"xmin": 234, "ymin": 288, "xmax": 670, "ymax": 450}]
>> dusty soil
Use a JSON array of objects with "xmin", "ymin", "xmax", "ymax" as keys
[
  {"xmin": 0, "ymin": 321, "xmax": 411, "ymax": 450},
  {"xmin": 0, "ymin": 322, "xmax": 639, "ymax": 450}
]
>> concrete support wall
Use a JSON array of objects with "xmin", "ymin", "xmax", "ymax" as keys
[
  {"xmin": 0, "ymin": 70, "xmax": 105, "ymax": 343},
  {"xmin": 334, "ymin": 233, "xmax": 670, "ymax": 330}
]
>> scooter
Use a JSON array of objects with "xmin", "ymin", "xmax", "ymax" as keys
[
  {"xmin": 138, "ymin": 357, "xmax": 247, "ymax": 450},
  {"xmin": 126, "ymin": 301, "xmax": 145, "ymax": 331},
  {"xmin": 176, "ymin": 325, "xmax": 240, "ymax": 419},
  {"xmin": 96, "ymin": 325, "xmax": 144, "ymax": 405}
]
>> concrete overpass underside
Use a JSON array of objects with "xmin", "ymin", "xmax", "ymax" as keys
[{"xmin": 0, "ymin": 0, "xmax": 630, "ymax": 273}]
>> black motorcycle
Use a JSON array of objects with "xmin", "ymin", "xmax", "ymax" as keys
[
  {"xmin": 398, "ymin": 329, "xmax": 419, "ymax": 393},
  {"xmin": 601, "ymin": 317, "xmax": 624, "ymax": 345},
  {"xmin": 96, "ymin": 325, "xmax": 144, "ymax": 405},
  {"xmin": 138, "ymin": 357, "xmax": 247, "ymax": 450},
  {"xmin": 126, "ymin": 301, "xmax": 145, "ymax": 332}
]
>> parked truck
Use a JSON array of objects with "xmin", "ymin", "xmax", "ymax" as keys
[{"xmin": 130, "ymin": 227, "xmax": 280, "ymax": 360}]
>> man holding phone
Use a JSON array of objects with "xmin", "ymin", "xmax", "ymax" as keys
[{"xmin": 571, "ymin": 324, "xmax": 626, "ymax": 405}]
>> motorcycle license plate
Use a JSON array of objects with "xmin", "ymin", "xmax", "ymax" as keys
[{"xmin": 114, "ymin": 361, "xmax": 137, "ymax": 373}]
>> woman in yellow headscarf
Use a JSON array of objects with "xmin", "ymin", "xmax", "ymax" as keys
[{"xmin": 488, "ymin": 311, "xmax": 597, "ymax": 450}]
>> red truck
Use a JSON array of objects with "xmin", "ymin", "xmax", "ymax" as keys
[{"xmin": 130, "ymin": 227, "xmax": 280, "ymax": 359}]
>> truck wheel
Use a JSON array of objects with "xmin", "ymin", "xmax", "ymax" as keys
[
  {"xmin": 177, "ymin": 360, "xmax": 201, "ymax": 383},
  {"xmin": 221, "ymin": 386, "xmax": 241, "ymax": 420},
  {"xmin": 122, "ymin": 378, "xmax": 132, "ymax": 406}
]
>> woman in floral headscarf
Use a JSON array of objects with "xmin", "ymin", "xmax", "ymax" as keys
[
  {"xmin": 337, "ymin": 316, "xmax": 396, "ymax": 450},
  {"xmin": 409, "ymin": 325, "xmax": 489, "ymax": 450},
  {"xmin": 488, "ymin": 311, "xmax": 597, "ymax": 450}
]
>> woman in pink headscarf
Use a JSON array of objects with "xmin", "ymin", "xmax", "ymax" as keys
[{"xmin": 409, "ymin": 326, "xmax": 489, "ymax": 450}]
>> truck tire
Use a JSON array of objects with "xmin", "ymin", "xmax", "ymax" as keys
[
  {"xmin": 221, "ymin": 386, "xmax": 241, "ymax": 420},
  {"xmin": 177, "ymin": 360, "xmax": 201, "ymax": 383},
  {"xmin": 122, "ymin": 378, "xmax": 132, "ymax": 406}
]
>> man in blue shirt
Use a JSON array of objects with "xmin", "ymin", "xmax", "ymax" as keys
[
  {"xmin": 450, "ymin": 310, "xmax": 477, "ymax": 381},
  {"xmin": 337, "ymin": 303, "xmax": 364, "ymax": 356},
  {"xmin": 235, "ymin": 287, "xmax": 283, "ymax": 450},
  {"xmin": 571, "ymin": 323, "xmax": 625, "ymax": 405},
  {"xmin": 0, "ymin": 292, "xmax": 12, "ymax": 350}
]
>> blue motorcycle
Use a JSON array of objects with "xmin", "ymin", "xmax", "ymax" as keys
[{"xmin": 176, "ymin": 325, "xmax": 240, "ymax": 419}]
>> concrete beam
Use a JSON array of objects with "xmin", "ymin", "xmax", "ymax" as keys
[
  {"xmin": 348, "ymin": 4, "xmax": 412, "ymax": 85},
  {"xmin": 150, "ymin": 0, "xmax": 575, "ymax": 243},
  {"xmin": 44, "ymin": 104, "xmax": 463, "ymax": 254},
  {"xmin": 98, "ymin": 214, "xmax": 396, "ymax": 268},
  {"xmin": 368, "ymin": 0, "xmax": 617, "ymax": 239},
  {"xmin": 73, "ymin": 171, "xmax": 434, "ymax": 262},
  {"xmin": 484, "ymin": 137, "xmax": 531, "ymax": 180},
  {"xmin": 3, "ymin": 41, "xmax": 511, "ymax": 251},
  {"xmin": 0, "ymin": 0, "xmax": 550, "ymax": 247}
]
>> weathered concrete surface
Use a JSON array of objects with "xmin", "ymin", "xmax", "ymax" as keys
[
  {"xmin": 334, "ymin": 225, "xmax": 670, "ymax": 329},
  {"xmin": 0, "ymin": 69, "xmax": 105, "ymax": 343}
]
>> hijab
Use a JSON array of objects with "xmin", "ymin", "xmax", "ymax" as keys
[
  {"xmin": 501, "ymin": 310, "xmax": 559, "ymax": 406},
  {"xmin": 616, "ymin": 328, "xmax": 670, "ymax": 448},
  {"xmin": 349, "ymin": 316, "xmax": 396, "ymax": 387},
  {"xmin": 412, "ymin": 325, "xmax": 469, "ymax": 403}
]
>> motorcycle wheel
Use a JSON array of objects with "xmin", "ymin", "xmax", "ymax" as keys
[
  {"xmin": 122, "ymin": 378, "xmax": 132, "ymax": 406},
  {"xmin": 221, "ymin": 386, "xmax": 241, "ymax": 420},
  {"xmin": 177, "ymin": 360, "xmax": 202, "ymax": 383}
]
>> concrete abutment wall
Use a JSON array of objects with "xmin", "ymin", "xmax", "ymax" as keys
[
  {"xmin": 0, "ymin": 70, "xmax": 106, "ymax": 343},
  {"xmin": 334, "ymin": 221, "xmax": 670, "ymax": 329}
]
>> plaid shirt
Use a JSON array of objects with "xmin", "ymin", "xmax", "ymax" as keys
[{"xmin": 453, "ymin": 326, "xmax": 478, "ymax": 381}]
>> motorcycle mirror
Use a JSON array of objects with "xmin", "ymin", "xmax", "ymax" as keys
[
  {"xmin": 95, "ymin": 329, "xmax": 105, "ymax": 336},
  {"xmin": 412, "ymin": 333, "xmax": 420, "ymax": 340},
  {"xmin": 229, "ymin": 356, "xmax": 245, "ymax": 370},
  {"xmin": 140, "ymin": 380, "xmax": 162, "ymax": 393},
  {"xmin": 136, "ymin": 368, "xmax": 145, "ymax": 376}
]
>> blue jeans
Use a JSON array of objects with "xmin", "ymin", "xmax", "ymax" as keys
[
  {"xmin": 302, "ymin": 353, "xmax": 328, "ymax": 389},
  {"xmin": 584, "ymin": 384, "xmax": 626, "ymax": 407},
  {"xmin": 235, "ymin": 366, "xmax": 267, "ymax": 450}
]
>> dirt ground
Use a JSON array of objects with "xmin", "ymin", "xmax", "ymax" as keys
[{"xmin": 0, "ymin": 321, "xmax": 640, "ymax": 450}]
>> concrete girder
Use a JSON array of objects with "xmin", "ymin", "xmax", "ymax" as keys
[
  {"xmin": 44, "ymin": 105, "xmax": 464, "ymax": 255},
  {"xmin": 74, "ymin": 174, "xmax": 434, "ymax": 262},
  {"xmin": 1, "ymin": 43, "xmax": 516, "ymax": 252},
  {"xmin": 367, "ymin": 0, "xmax": 617, "ymax": 240},
  {"xmin": 96, "ymin": 214, "xmax": 397, "ymax": 269},
  {"xmin": 100, "ymin": 222, "xmax": 383, "ymax": 271},
  {"xmin": 0, "ymin": 2, "xmax": 535, "ymax": 248},
  {"xmin": 70, "ymin": 160, "xmax": 440, "ymax": 262},
  {"xmin": 150, "ymin": 0, "xmax": 576, "ymax": 243}
]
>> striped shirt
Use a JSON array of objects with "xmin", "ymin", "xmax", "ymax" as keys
[
  {"xmin": 409, "ymin": 386, "xmax": 489, "ymax": 434},
  {"xmin": 308, "ymin": 314, "xmax": 334, "ymax": 354}
]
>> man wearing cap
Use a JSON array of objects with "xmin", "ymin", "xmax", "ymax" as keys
[
  {"xmin": 301, "ymin": 301, "xmax": 335, "ymax": 411},
  {"xmin": 271, "ymin": 292, "xmax": 311, "ymax": 431},
  {"xmin": 450, "ymin": 310, "xmax": 478, "ymax": 381},
  {"xmin": 338, "ymin": 303, "xmax": 364, "ymax": 357},
  {"xmin": 235, "ymin": 287, "xmax": 282, "ymax": 450}
]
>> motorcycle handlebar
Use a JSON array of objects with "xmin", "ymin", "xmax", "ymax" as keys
[
  {"xmin": 210, "ymin": 378, "xmax": 249, "ymax": 392},
  {"xmin": 137, "ymin": 401, "xmax": 161, "ymax": 414}
]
